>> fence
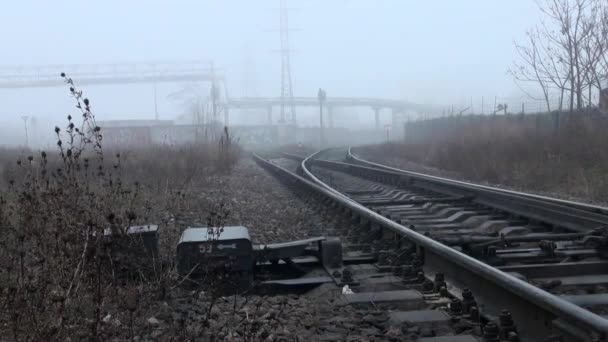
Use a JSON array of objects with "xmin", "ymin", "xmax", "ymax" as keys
[
  {"xmin": 436, "ymin": 95, "xmax": 594, "ymax": 117},
  {"xmin": 403, "ymin": 109, "xmax": 607, "ymax": 145}
]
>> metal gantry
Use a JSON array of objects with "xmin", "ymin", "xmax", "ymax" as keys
[
  {"xmin": 0, "ymin": 61, "xmax": 228, "ymax": 124},
  {"xmin": 278, "ymin": 0, "xmax": 297, "ymax": 124},
  {"xmin": 0, "ymin": 61, "xmax": 442, "ymax": 128},
  {"xmin": 0, "ymin": 61, "xmax": 223, "ymax": 88}
]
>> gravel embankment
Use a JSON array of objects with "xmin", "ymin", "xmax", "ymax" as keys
[
  {"xmin": 270, "ymin": 157, "xmax": 302, "ymax": 173},
  {"xmin": 163, "ymin": 157, "xmax": 325, "ymax": 244},
  {"xmin": 98, "ymin": 156, "xmax": 400, "ymax": 341},
  {"xmin": 111, "ymin": 292, "xmax": 396, "ymax": 341}
]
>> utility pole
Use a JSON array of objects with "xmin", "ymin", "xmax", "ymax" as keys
[
  {"xmin": 279, "ymin": 0, "xmax": 296, "ymax": 124},
  {"xmin": 195, "ymin": 98, "xmax": 202, "ymax": 143},
  {"xmin": 153, "ymin": 64, "xmax": 158, "ymax": 120},
  {"xmin": 318, "ymin": 88, "xmax": 326, "ymax": 147},
  {"xmin": 153, "ymin": 80, "xmax": 158, "ymax": 120},
  {"xmin": 21, "ymin": 115, "xmax": 29, "ymax": 147},
  {"xmin": 207, "ymin": 62, "xmax": 221, "ymax": 140},
  {"xmin": 210, "ymin": 62, "xmax": 218, "ymax": 124}
]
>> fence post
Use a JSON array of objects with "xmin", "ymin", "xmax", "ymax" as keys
[{"xmin": 553, "ymin": 111, "xmax": 560, "ymax": 134}]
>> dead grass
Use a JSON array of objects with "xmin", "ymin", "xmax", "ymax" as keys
[
  {"xmin": 0, "ymin": 75, "xmax": 242, "ymax": 340},
  {"xmin": 358, "ymin": 111, "xmax": 608, "ymax": 203}
]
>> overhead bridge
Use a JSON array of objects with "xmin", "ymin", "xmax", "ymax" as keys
[
  {"xmin": 0, "ymin": 61, "xmax": 438, "ymax": 128},
  {"xmin": 223, "ymin": 97, "xmax": 438, "ymax": 128},
  {"xmin": 0, "ymin": 61, "xmax": 224, "ymax": 88}
]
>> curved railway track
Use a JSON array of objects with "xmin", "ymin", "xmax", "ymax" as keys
[{"xmin": 254, "ymin": 148, "xmax": 608, "ymax": 341}]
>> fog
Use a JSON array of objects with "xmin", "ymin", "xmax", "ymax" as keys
[{"xmin": 0, "ymin": 0, "xmax": 541, "ymax": 146}]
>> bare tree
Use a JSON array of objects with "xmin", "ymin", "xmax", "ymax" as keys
[
  {"xmin": 582, "ymin": 1, "xmax": 608, "ymax": 106},
  {"xmin": 512, "ymin": 0, "xmax": 608, "ymax": 113},
  {"xmin": 510, "ymin": 29, "xmax": 554, "ymax": 112}
]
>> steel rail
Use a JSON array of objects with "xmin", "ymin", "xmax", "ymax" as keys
[
  {"xmin": 253, "ymin": 150, "xmax": 608, "ymax": 340},
  {"xmin": 311, "ymin": 153, "xmax": 608, "ymax": 233},
  {"xmin": 348, "ymin": 147, "xmax": 608, "ymax": 216},
  {"xmin": 282, "ymin": 149, "xmax": 608, "ymax": 232}
]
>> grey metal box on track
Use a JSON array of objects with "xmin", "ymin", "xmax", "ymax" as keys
[
  {"xmin": 103, "ymin": 224, "xmax": 159, "ymax": 258},
  {"xmin": 127, "ymin": 225, "xmax": 159, "ymax": 257},
  {"xmin": 177, "ymin": 226, "xmax": 253, "ymax": 290}
]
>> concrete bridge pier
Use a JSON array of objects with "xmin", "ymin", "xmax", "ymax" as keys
[
  {"xmin": 267, "ymin": 105, "xmax": 273, "ymax": 125},
  {"xmin": 373, "ymin": 107, "xmax": 381, "ymax": 130},
  {"xmin": 328, "ymin": 105, "xmax": 334, "ymax": 128},
  {"xmin": 391, "ymin": 107, "xmax": 401, "ymax": 127},
  {"xmin": 391, "ymin": 107, "xmax": 406, "ymax": 140}
]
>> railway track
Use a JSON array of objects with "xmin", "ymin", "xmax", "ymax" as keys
[{"xmin": 254, "ymin": 149, "xmax": 608, "ymax": 342}]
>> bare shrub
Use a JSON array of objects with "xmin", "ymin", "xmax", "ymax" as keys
[
  {"xmin": 0, "ymin": 74, "xmax": 243, "ymax": 340},
  {"xmin": 217, "ymin": 126, "xmax": 241, "ymax": 173},
  {"xmin": 0, "ymin": 74, "xmax": 133, "ymax": 339}
]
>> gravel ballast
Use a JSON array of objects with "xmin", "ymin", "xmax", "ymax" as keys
[{"xmin": 93, "ymin": 156, "xmax": 402, "ymax": 341}]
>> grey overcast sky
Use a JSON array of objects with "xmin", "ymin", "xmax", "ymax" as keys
[{"xmin": 0, "ymin": 1, "xmax": 541, "ymax": 142}]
